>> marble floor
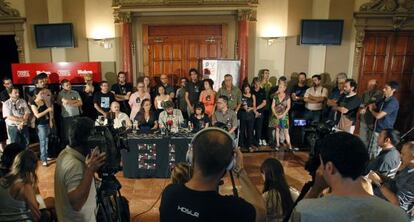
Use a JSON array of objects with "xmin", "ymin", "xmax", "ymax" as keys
[{"xmin": 37, "ymin": 150, "xmax": 310, "ymax": 221}]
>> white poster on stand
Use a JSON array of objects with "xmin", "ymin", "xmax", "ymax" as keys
[{"xmin": 202, "ymin": 59, "xmax": 240, "ymax": 91}]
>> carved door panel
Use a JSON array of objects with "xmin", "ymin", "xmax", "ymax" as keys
[
  {"xmin": 387, "ymin": 32, "xmax": 414, "ymax": 132},
  {"xmin": 358, "ymin": 32, "xmax": 391, "ymax": 94},
  {"xmin": 144, "ymin": 25, "xmax": 224, "ymax": 83}
]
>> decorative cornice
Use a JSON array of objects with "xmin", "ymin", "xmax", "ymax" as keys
[
  {"xmin": 113, "ymin": 0, "xmax": 258, "ymax": 8},
  {"xmin": 359, "ymin": 0, "xmax": 414, "ymax": 13},
  {"xmin": 237, "ymin": 9, "xmax": 255, "ymax": 21},
  {"xmin": 114, "ymin": 10, "xmax": 132, "ymax": 23},
  {"xmin": 0, "ymin": 0, "xmax": 20, "ymax": 17}
]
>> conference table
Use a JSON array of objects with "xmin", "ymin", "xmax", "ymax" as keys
[{"xmin": 120, "ymin": 131, "xmax": 193, "ymax": 178}]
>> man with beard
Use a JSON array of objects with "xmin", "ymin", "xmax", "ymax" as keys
[
  {"xmin": 304, "ymin": 75, "xmax": 328, "ymax": 123},
  {"xmin": 111, "ymin": 72, "xmax": 132, "ymax": 115},
  {"xmin": 333, "ymin": 79, "xmax": 362, "ymax": 133},
  {"xmin": 290, "ymin": 72, "xmax": 309, "ymax": 120},
  {"xmin": 367, "ymin": 81, "xmax": 400, "ymax": 159},
  {"xmin": 2, "ymin": 87, "xmax": 31, "ymax": 148},
  {"xmin": 158, "ymin": 101, "xmax": 184, "ymax": 132}
]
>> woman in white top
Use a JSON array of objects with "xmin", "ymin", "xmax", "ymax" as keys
[
  {"xmin": 260, "ymin": 158, "xmax": 298, "ymax": 222},
  {"xmin": 128, "ymin": 81, "xmax": 151, "ymax": 120},
  {"xmin": 154, "ymin": 85, "xmax": 171, "ymax": 118},
  {"xmin": 0, "ymin": 150, "xmax": 43, "ymax": 221},
  {"xmin": 110, "ymin": 101, "xmax": 132, "ymax": 129}
]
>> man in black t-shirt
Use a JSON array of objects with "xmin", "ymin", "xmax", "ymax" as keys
[
  {"xmin": 334, "ymin": 79, "xmax": 361, "ymax": 134},
  {"xmin": 185, "ymin": 68, "xmax": 203, "ymax": 116},
  {"xmin": 94, "ymin": 81, "xmax": 115, "ymax": 117},
  {"xmin": 111, "ymin": 72, "xmax": 132, "ymax": 115},
  {"xmin": 290, "ymin": 72, "xmax": 308, "ymax": 119},
  {"xmin": 160, "ymin": 128, "xmax": 266, "ymax": 222},
  {"xmin": 252, "ymin": 77, "xmax": 267, "ymax": 146}
]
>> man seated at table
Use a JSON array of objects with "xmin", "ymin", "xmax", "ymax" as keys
[
  {"xmin": 212, "ymin": 95, "xmax": 237, "ymax": 138},
  {"xmin": 158, "ymin": 101, "xmax": 184, "ymax": 132},
  {"xmin": 108, "ymin": 101, "xmax": 132, "ymax": 129}
]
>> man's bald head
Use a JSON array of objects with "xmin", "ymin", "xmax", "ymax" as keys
[{"xmin": 367, "ymin": 79, "xmax": 377, "ymax": 90}]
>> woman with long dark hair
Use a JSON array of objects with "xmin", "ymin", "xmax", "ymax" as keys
[
  {"xmin": 135, "ymin": 98, "xmax": 158, "ymax": 132},
  {"xmin": 260, "ymin": 158, "xmax": 297, "ymax": 222},
  {"xmin": 199, "ymin": 79, "xmax": 216, "ymax": 118},
  {"xmin": 239, "ymin": 83, "xmax": 257, "ymax": 152},
  {"xmin": 154, "ymin": 85, "xmax": 171, "ymax": 117}
]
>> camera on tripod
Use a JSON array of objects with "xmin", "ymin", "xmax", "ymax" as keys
[
  {"xmin": 304, "ymin": 120, "xmax": 336, "ymax": 177},
  {"xmin": 87, "ymin": 115, "xmax": 130, "ymax": 222}
]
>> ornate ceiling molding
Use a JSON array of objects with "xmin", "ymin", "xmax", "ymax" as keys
[
  {"xmin": 113, "ymin": 0, "xmax": 258, "ymax": 8},
  {"xmin": 359, "ymin": 0, "xmax": 414, "ymax": 12},
  {"xmin": 237, "ymin": 9, "xmax": 256, "ymax": 21},
  {"xmin": 0, "ymin": 0, "xmax": 20, "ymax": 17}
]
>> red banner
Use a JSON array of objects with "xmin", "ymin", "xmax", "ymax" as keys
[{"xmin": 11, "ymin": 62, "xmax": 102, "ymax": 84}]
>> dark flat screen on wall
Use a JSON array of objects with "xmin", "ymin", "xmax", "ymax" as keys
[
  {"xmin": 300, "ymin": 20, "xmax": 343, "ymax": 45},
  {"xmin": 34, "ymin": 23, "xmax": 74, "ymax": 48}
]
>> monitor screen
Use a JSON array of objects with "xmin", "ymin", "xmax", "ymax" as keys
[
  {"xmin": 300, "ymin": 20, "xmax": 343, "ymax": 45},
  {"xmin": 34, "ymin": 23, "xmax": 74, "ymax": 48}
]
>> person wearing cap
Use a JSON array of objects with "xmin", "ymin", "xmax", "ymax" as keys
[{"xmin": 158, "ymin": 101, "xmax": 184, "ymax": 131}]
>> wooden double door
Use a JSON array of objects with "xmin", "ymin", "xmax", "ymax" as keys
[
  {"xmin": 143, "ymin": 24, "xmax": 227, "ymax": 82},
  {"xmin": 359, "ymin": 31, "xmax": 414, "ymax": 133}
]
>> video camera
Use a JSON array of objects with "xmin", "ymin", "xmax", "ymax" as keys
[
  {"xmin": 88, "ymin": 114, "xmax": 129, "ymax": 177},
  {"xmin": 304, "ymin": 120, "xmax": 336, "ymax": 178}
]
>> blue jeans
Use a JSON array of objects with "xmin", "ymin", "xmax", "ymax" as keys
[
  {"xmin": 7, "ymin": 125, "xmax": 29, "ymax": 149},
  {"xmin": 37, "ymin": 124, "xmax": 49, "ymax": 162}
]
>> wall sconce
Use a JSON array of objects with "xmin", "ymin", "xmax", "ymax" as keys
[
  {"xmin": 262, "ymin": 37, "xmax": 280, "ymax": 46},
  {"xmin": 89, "ymin": 38, "xmax": 114, "ymax": 49}
]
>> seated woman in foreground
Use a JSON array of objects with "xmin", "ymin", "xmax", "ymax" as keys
[{"xmin": 261, "ymin": 158, "xmax": 298, "ymax": 222}]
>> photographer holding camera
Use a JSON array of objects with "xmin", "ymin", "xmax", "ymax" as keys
[
  {"xmin": 160, "ymin": 128, "xmax": 266, "ymax": 222},
  {"xmin": 54, "ymin": 117, "xmax": 106, "ymax": 222},
  {"xmin": 291, "ymin": 132, "xmax": 406, "ymax": 222}
]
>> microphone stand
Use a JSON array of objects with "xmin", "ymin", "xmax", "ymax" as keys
[{"xmin": 228, "ymin": 171, "xmax": 239, "ymax": 197}]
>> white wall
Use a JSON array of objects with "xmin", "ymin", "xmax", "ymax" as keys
[
  {"xmin": 254, "ymin": 0, "xmax": 288, "ymax": 78},
  {"xmin": 84, "ymin": 0, "xmax": 117, "ymax": 63}
]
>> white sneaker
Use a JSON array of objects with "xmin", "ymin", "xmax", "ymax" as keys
[
  {"xmin": 42, "ymin": 161, "xmax": 48, "ymax": 167},
  {"xmin": 259, "ymin": 140, "xmax": 263, "ymax": 146},
  {"xmin": 47, "ymin": 157, "xmax": 54, "ymax": 161},
  {"xmin": 262, "ymin": 140, "xmax": 268, "ymax": 146}
]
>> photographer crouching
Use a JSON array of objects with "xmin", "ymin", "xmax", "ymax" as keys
[
  {"xmin": 160, "ymin": 127, "xmax": 266, "ymax": 222},
  {"xmin": 54, "ymin": 117, "xmax": 106, "ymax": 221},
  {"xmin": 290, "ymin": 132, "xmax": 407, "ymax": 222}
]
